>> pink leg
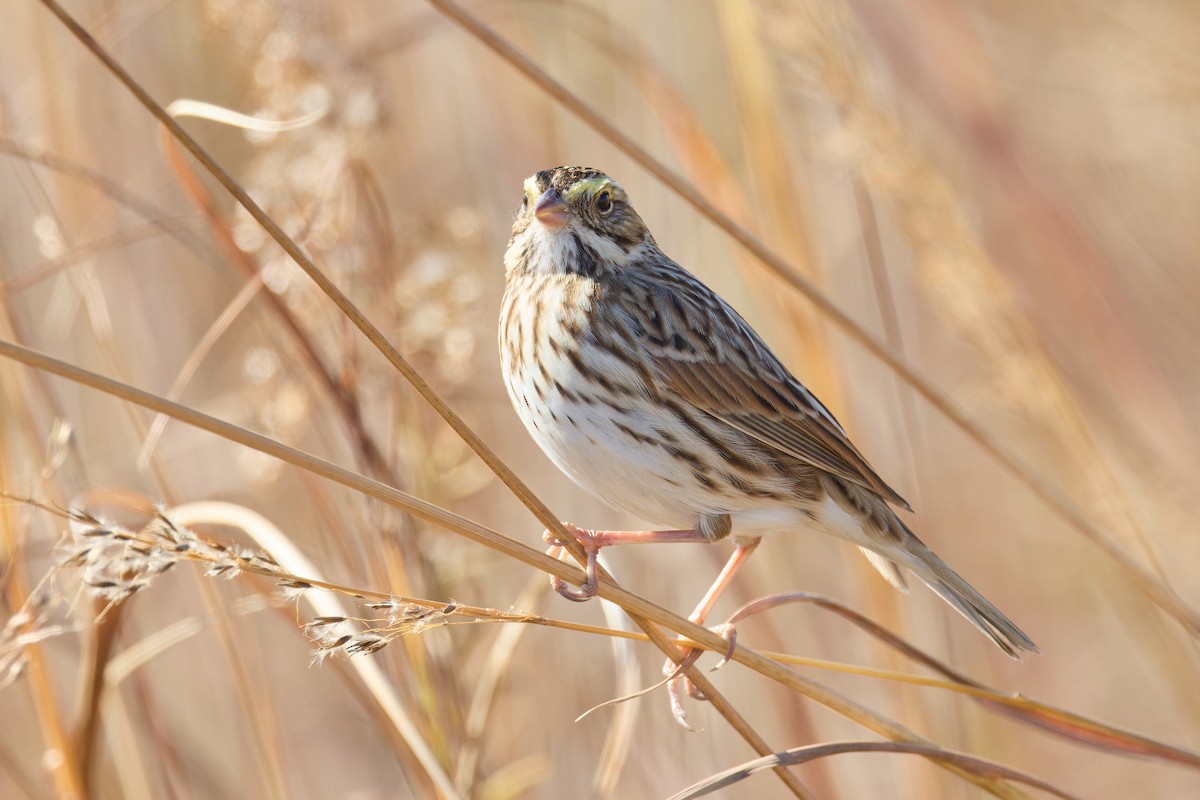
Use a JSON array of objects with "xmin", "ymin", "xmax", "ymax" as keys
[
  {"xmin": 543, "ymin": 523, "xmax": 711, "ymax": 601},
  {"xmin": 543, "ymin": 524, "xmax": 762, "ymax": 727},
  {"xmin": 687, "ymin": 538, "xmax": 762, "ymax": 626},
  {"xmin": 667, "ymin": 538, "xmax": 761, "ymax": 711}
]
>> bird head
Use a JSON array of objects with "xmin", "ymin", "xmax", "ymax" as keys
[{"xmin": 507, "ymin": 166, "xmax": 652, "ymax": 278}]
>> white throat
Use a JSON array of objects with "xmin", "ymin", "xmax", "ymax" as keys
[{"xmin": 506, "ymin": 221, "xmax": 641, "ymax": 277}]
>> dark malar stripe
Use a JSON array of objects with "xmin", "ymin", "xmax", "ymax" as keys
[{"xmin": 569, "ymin": 232, "xmax": 602, "ymax": 278}]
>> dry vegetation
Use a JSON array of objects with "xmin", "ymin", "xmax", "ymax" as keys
[{"xmin": 2, "ymin": 1, "xmax": 1199, "ymax": 798}]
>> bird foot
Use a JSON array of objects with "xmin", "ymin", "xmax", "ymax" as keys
[
  {"xmin": 542, "ymin": 523, "xmax": 600, "ymax": 601},
  {"xmin": 662, "ymin": 646, "xmax": 707, "ymax": 730},
  {"xmin": 667, "ymin": 673, "xmax": 703, "ymax": 732},
  {"xmin": 661, "ymin": 621, "xmax": 739, "ymax": 725},
  {"xmin": 709, "ymin": 622, "xmax": 738, "ymax": 672}
]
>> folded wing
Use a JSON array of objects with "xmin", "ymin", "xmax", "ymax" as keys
[{"xmin": 620, "ymin": 274, "xmax": 911, "ymax": 511}]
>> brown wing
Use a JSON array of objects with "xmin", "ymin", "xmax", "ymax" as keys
[{"xmin": 618, "ymin": 271, "xmax": 911, "ymax": 511}]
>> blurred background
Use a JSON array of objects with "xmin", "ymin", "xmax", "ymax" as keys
[{"xmin": 2, "ymin": 0, "xmax": 1199, "ymax": 797}]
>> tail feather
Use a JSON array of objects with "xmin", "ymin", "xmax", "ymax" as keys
[
  {"xmin": 858, "ymin": 546, "xmax": 909, "ymax": 593},
  {"xmin": 825, "ymin": 476, "xmax": 1038, "ymax": 657},
  {"xmin": 898, "ymin": 531, "xmax": 1039, "ymax": 658}
]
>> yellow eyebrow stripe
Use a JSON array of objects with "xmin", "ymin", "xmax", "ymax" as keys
[{"xmin": 564, "ymin": 177, "xmax": 610, "ymax": 203}]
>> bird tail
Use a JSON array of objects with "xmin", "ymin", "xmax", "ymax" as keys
[
  {"xmin": 892, "ymin": 519, "xmax": 1039, "ymax": 658},
  {"xmin": 820, "ymin": 477, "xmax": 1037, "ymax": 657}
]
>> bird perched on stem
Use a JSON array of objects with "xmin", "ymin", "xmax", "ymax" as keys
[{"xmin": 499, "ymin": 166, "xmax": 1036, "ymax": 699}]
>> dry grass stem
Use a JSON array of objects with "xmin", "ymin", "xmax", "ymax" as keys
[
  {"xmin": 424, "ymin": 0, "xmax": 1200, "ymax": 642},
  {"xmin": 4, "ymin": 1, "xmax": 1196, "ymax": 796},
  {"xmin": 0, "ymin": 341, "xmax": 1038, "ymax": 798},
  {"xmin": 30, "ymin": 2, "xmax": 813, "ymax": 793},
  {"xmin": 20, "ymin": 482, "xmax": 1188, "ymax": 778},
  {"xmin": 669, "ymin": 741, "xmax": 1083, "ymax": 800}
]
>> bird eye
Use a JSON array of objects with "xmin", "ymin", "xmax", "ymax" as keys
[
  {"xmin": 521, "ymin": 193, "xmax": 529, "ymax": 209},
  {"xmin": 595, "ymin": 190, "xmax": 613, "ymax": 214}
]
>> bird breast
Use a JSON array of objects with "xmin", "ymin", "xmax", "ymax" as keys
[{"xmin": 499, "ymin": 273, "xmax": 789, "ymax": 529}]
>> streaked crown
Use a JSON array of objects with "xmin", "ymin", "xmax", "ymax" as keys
[{"xmin": 513, "ymin": 166, "xmax": 652, "ymax": 260}]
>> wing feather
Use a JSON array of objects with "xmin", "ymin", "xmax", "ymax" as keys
[{"xmin": 618, "ymin": 273, "xmax": 911, "ymax": 510}]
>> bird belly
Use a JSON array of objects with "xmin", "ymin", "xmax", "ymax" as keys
[
  {"xmin": 505, "ymin": 347, "xmax": 804, "ymax": 532},
  {"xmin": 725, "ymin": 497, "xmax": 872, "ymax": 545},
  {"xmin": 507, "ymin": 372, "xmax": 704, "ymax": 527}
]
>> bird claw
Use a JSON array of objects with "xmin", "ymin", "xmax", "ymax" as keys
[
  {"xmin": 543, "ymin": 523, "xmax": 599, "ymax": 601},
  {"xmin": 541, "ymin": 522, "xmax": 587, "ymax": 549},
  {"xmin": 662, "ymin": 651, "xmax": 706, "ymax": 731},
  {"xmin": 709, "ymin": 623, "xmax": 738, "ymax": 672},
  {"xmin": 660, "ymin": 620, "xmax": 739, "ymax": 716},
  {"xmin": 661, "ymin": 641, "xmax": 713, "ymax": 722},
  {"xmin": 668, "ymin": 675, "xmax": 703, "ymax": 732}
]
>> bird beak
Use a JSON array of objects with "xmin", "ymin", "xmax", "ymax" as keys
[{"xmin": 534, "ymin": 189, "xmax": 571, "ymax": 229}]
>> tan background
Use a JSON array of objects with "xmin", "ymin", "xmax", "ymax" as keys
[{"xmin": 1, "ymin": 1, "xmax": 1199, "ymax": 798}]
